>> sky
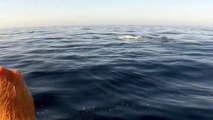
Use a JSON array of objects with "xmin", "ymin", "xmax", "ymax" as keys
[{"xmin": 0, "ymin": 0, "xmax": 213, "ymax": 28}]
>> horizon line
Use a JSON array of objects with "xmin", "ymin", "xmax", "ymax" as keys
[{"xmin": 1, "ymin": 24, "xmax": 213, "ymax": 30}]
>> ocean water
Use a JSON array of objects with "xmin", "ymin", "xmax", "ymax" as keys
[{"xmin": 0, "ymin": 26, "xmax": 213, "ymax": 120}]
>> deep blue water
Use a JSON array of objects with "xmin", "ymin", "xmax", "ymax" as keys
[{"xmin": 0, "ymin": 26, "xmax": 213, "ymax": 120}]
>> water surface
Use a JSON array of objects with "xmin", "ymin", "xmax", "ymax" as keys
[{"xmin": 0, "ymin": 26, "xmax": 213, "ymax": 120}]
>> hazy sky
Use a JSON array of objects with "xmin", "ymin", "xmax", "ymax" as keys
[{"xmin": 0, "ymin": 0, "xmax": 213, "ymax": 28}]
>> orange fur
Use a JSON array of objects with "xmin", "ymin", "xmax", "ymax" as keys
[{"xmin": 0, "ymin": 66, "xmax": 36, "ymax": 120}]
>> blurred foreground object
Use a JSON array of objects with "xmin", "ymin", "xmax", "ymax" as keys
[{"xmin": 0, "ymin": 66, "xmax": 36, "ymax": 120}]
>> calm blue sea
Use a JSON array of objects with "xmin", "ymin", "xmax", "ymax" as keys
[{"xmin": 0, "ymin": 26, "xmax": 213, "ymax": 120}]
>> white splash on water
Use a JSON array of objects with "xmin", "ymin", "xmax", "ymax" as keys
[{"xmin": 117, "ymin": 35, "xmax": 143, "ymax": 40}]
